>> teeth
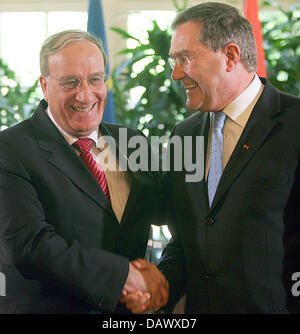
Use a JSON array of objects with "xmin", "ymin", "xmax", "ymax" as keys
[
  {"xmin": 185, "ymin": 84, "xmax": 197, "ymax": 90},
  {"xmin": 72, "ymin": 104, "xmax": 94, "ymax": 113}
]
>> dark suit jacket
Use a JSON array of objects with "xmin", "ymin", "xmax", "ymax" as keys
[
  {"xmin": 0, "ymin": 100, "xmax": 157, "ymax": 314},
  {"xmin": 158, "ymin": 78, "xmax": 300, "ymax": 313}
]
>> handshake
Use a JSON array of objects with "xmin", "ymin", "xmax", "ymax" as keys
[{"xmin": 120, "ymin": 259, "xmax": 169, "ymax": 314}]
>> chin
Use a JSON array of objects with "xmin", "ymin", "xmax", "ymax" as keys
[
  {"xmin": 70, "ymin": 124, "xmax": 97, "ymax": 136},
  {"xmin": 187, "ymin": 104, "xmax": 203, "ymax": 112},
  {"xmin": 186, "ymin": 98, "xmax": 203, "ymax": 111}
]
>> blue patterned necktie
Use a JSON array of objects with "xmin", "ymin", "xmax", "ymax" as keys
[{"xmin": 207, "ymin": 111, "xmax": 227, "ymax": 206}]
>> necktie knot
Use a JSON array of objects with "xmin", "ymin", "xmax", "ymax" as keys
[
  {"xmin": 213, "ymin": 111, "xmax": 226, "ymax": 130},
  {"xmin": 74, "ymin": 138, "xmax": 94, "ymax": 153}
]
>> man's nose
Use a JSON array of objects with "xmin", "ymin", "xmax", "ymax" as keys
[
  {"xmin": 74, "ymin": 80, "xmax": 95, "ymax": 102},
  {"xmin": 171, "ymin": 63, "xmax": 185, "ymax": 81}
]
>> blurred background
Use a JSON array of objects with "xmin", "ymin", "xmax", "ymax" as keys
[{"xmin": 0, "ymin": 0, "xmax": 299, "ymax": 264}]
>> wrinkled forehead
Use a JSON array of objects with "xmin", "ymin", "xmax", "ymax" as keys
[
  {"xmin": 169, "ymin": 21, "xmax": 203, "ymax": 57},
  {"xmin": 50, "ymin": 40, "xmax": 104, "ymax": 60},
  {"xmin": 48, "ymin": 40, "xmax": 105, "ymax": 75}
]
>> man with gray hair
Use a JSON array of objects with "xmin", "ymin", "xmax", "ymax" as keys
[
  {"xmin": 0, "ymin": 29, "xmax": 168, "ymax": 313},
  {"xmin": 122, "ymin": 2, "xmax": 300, "ymax": 313}
]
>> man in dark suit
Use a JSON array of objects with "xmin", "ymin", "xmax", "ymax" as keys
[
  {"xmin": 0, "ymin": 30, "xmax": 168, "ymax": 314},
  {"xmin": 122, "ymin": 2, "xmax": 300, "ymax": 313}
]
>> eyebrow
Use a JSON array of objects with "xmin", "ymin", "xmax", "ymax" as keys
[
  {"xmin": 60, "ymin": 72, "xmax": 105, "ymax": 79},
  {"xmin": 89, "ymin": 71, "xmax": 105, "ymax": 76},
  {"xmin": 169, "ymin": 50, "xmax": 194, "ymax": 58}
]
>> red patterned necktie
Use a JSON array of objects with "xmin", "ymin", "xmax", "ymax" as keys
[{"xmin": 73, "ymin": 138, "xmax": 111, "ymax": 203}]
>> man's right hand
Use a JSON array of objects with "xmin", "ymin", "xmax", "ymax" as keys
[{"xmin": 121, "ymin": 258, "xmax": 169, "ymax": 313}]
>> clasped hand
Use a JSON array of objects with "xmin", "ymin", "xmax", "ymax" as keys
[{"xmin": 121, "ymin": 258, "xmax": 169, "ymax": 313}]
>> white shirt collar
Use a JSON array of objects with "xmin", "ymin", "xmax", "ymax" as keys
[
  {"xmin": 223, "ymin": 74, "xmax": 264, "ymax": 128},
  {"xmin": 46, "ymin": 107, "xmax": 99, "ymax": 146}
]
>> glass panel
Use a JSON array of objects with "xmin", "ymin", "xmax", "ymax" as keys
[
  {"xmin": 0, "ymin": 11, "xmax": 87, "ymax": 87},
  {"xmin": 0, "ymin": 12, "xmax": 46, "ymax": 87},
  {"xmin": 47, "ymin": 11, "xmax": 87, "ymax": 35}
]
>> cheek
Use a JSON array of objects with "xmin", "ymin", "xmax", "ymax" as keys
[
  {"xmin": 46, "ymin": 85, "xmax": 63, "ymax": 104},
  {"xmin": 49, "ymin": 91, "xmax": 74, "ymax": 119},
  {"xmin": 186, "ymin": 66, "xmax": 207, "ymax": 90},
  {"xmin": 98, "ymin": 85, "xmax": 108, "ymax": 100}
]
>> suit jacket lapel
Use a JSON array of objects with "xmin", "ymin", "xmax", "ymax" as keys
[
  {"xmin": 194, "ymin": 112, "xmax": 211, "ymax": 211},
  {"xmin": 181, "ymin": 112, "xmax": 211, "ymax": 217},
  {"xmin": 178, "ymin": 112, "xmax": 210, "ymax": 267},
  {"xmin": 208, "ymin": 79, "xmax": 282, "ymax": 212},
  {"xmin": 30, "ymin": 101, "xmax": 115, "ymax": 219}
]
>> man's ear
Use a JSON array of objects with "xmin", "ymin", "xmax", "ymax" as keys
[
  {"xmin": 39, "ymin": 75, "xmax": 49, "ymax": 102},
  {"xmin": 223, "ymin": 43, "xmax": 241, "ymax": 72}
]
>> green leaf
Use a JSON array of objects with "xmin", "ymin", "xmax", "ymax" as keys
[
  {"xmin": 110, "ymin": 27, "xmax": 140, "ymax": 42},
  {"xmin": 172, "ymin": 0, "xmax": 188, "ymax": 12}
]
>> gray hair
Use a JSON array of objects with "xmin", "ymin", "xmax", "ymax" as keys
[
  {"xmin": 171, "ymin": 2, "xmax": 257, "ymax": 72},
  {"xmin": 40, "ymin": 29, "xmax": 107, "ymax": 76}
]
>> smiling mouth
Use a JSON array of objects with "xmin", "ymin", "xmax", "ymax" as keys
[
  {"xmin": 185, "ymin": 84, "xmax": 197, "ymax": 91},
  {"xmin": 71, "ymin": 102, "xmax": 97, "ymax": 113}
]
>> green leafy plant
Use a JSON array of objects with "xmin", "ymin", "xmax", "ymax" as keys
[
  {"xmin": 112, "ymin": 0, "xmax": 300, "ymax": 139},
  {"xmin": 0, "ymin": 58, "xmax": 40, "ymax": 129},
  {"xmin": 111, "ymin": 1, "xmax": 192, "ymax": 137},
  {"xmin": 261, "ymin": 1, "xmax": 300, "ymax": 96},
  {"xmin": 1, "ymin": 0, "xmax": 299, "ymax": 133}
]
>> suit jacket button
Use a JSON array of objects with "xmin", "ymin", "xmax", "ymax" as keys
[
  {"xmin": 205, "ymin": 272, "xmax": 216, "ymax": 280},
  {"xmin": 206, "ymin": 217, "xmax": 215, "ymax": 225}
]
